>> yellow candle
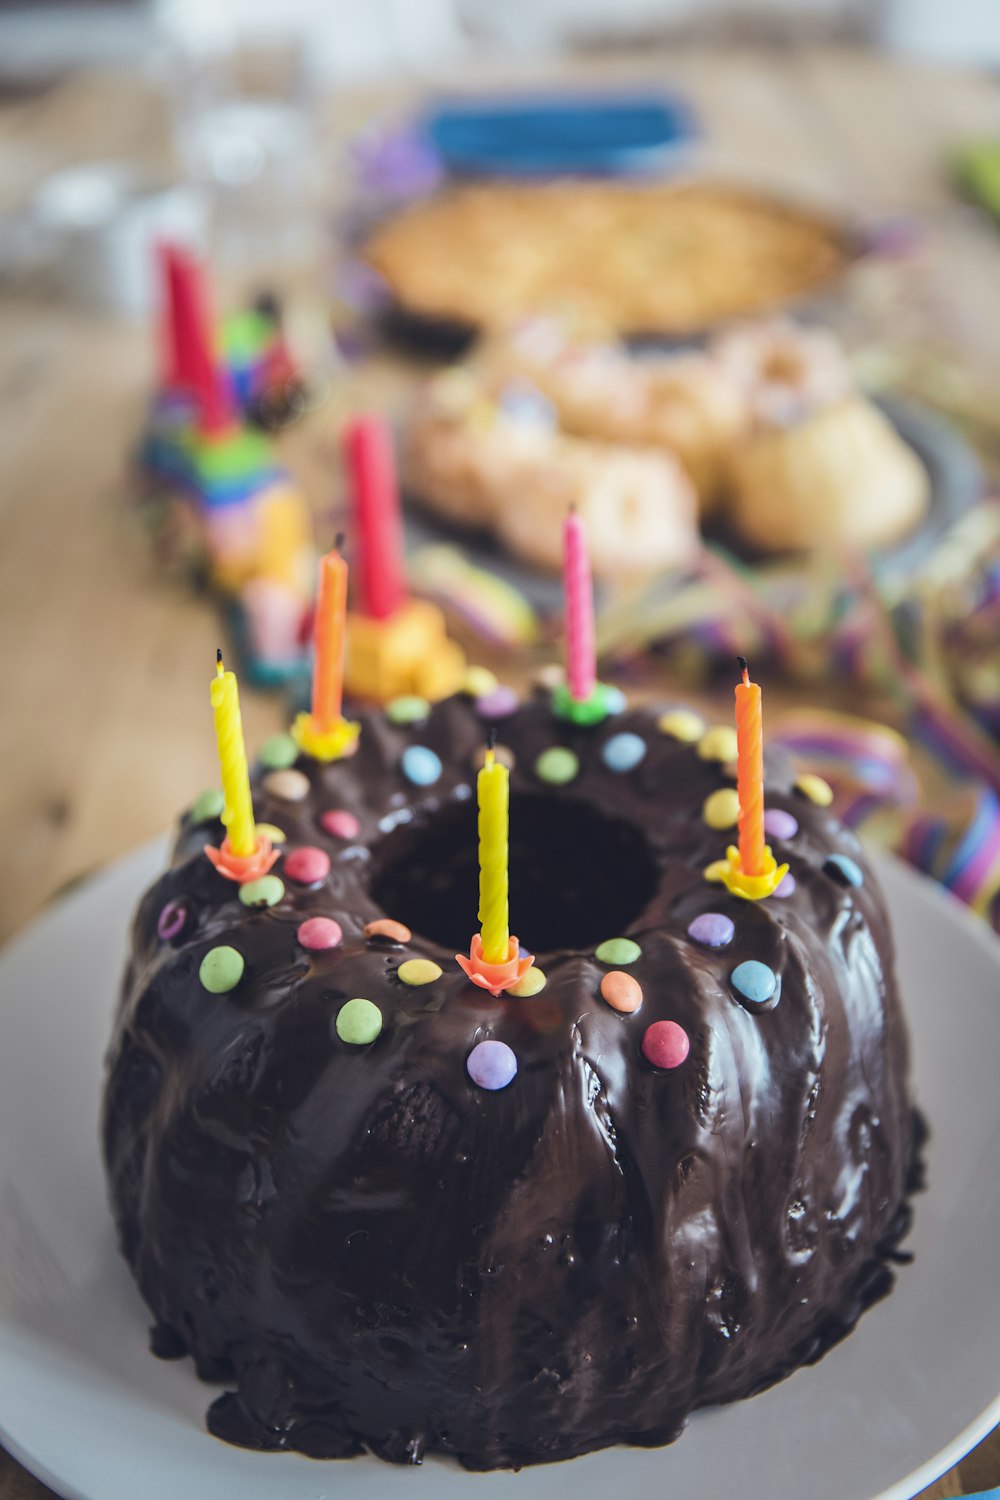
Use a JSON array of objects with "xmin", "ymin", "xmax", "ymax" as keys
[
  {"xmin": 477, "ymin": 742, "xmax": 509, "ymax": 964},
  {"xmin": 210, "ymin": 651, "xmax": 256, "ymax": 857}
]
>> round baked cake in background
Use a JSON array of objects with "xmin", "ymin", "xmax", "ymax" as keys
[{"xmin": 101, "ymin": 687, "xmax": 918, "ymax": 1471}]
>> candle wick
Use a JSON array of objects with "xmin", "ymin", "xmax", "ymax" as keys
[
  {"xmin": 334, "ymin": 531, "xmax": 345, "ymax": 553},
  {"xmin": 216, "ymin": 647, "xmax": 224, "ymax": 676},
  {"xmin": 737, "ymin": 654, "xmax": 750, "ymax": 685},
  {"xmin": 487, "ymin": 727, "xmax": 497, "ymax": 751}
]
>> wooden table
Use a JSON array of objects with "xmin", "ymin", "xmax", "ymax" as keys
[{"xmin": 1, "ymin": 45, "xmax": 998, "ymax": 1500}]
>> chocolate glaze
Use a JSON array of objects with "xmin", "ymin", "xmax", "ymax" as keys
[{"xmin": 102, "ymin": 691, "xmax": 917, "ymax": 1470}]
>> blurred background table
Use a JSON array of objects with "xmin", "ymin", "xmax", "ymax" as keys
[{"xmin": 0, "ymin": 41, "xmax": 998, "ymax": 1500}]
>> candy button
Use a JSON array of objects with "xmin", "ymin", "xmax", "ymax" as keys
[
  {"xmin": 320, "ymin": 809, "xmax": 360, "ymax": 840},
  {"xmin": 335, "ymin": 998, "xmax": 383, "ymax": 1045},
  {"xmin": 642, "ymin": 1020, "xmax": 689, "ymax": 1069},
  {"xmin": 602, "ymin": 732, "xmax": 647, "ymax": 773},
  {"xmin": 535, "ymin": 747, "xmax": 579, "ymax": 786},
  {"xmin": 199, "ymin": 946, "xmax": 244, "ymax": 993},
  {"xmin": 600, "ymin": 971, "xmax": 642, "ymax": 1013},
  {"xmin": 462, "ymin": 665, "xmax": 499, "ymax": 698},
  {"xmin": 476, "ymin": 685, "xmax": 519, "ymax": 719},
  {"xmin": 398, "ymin": 959, "xmax": 442, "ymax": 986},
  {"xmin": 297, "ymin": 916, "xmax": 342, "ymax": 951},
  {"xmin": 255, "ymin": 822, "xmax": 286, "ymax": 845},
  {"xmin": 703, "ymin": 859, "xmax": 729, "ymax": 883},
  {"xmin": 509, "ymin": 967, "xmax": 546, "ymax": 997},
  {"xmin": 687, "ymin": 912, "xmax": 735, "ymax": 948},
  {"xmin": 365, "ymin": 917, "xmax": 412, "ymax": 943},
  {"xmin": 239, "ymin": 875, "xmax": 284, "ymax": 908},
  {"xmin": 157, "ymin": 899, "xmax": 188, "ymax": 942},
  {"xmin": 472, "ymin": 742, "xmax": 516, "ymax": 772},
  {"xmin": 467, "ymin": 1039, "xmax": 517, "ymax": 1091},
  {"xmin": 698, "ymin": 726, "xmax": 739, "ymax": 763},
  {"xmin": 658, "ymin": 709, "xmax": 704, "ymax": 743},
  {"xmin": 773, "ymin": 872, "xmax": 796, "ymax": 898},
  {"xmin": 796, "ymin": 773, "xmax": 834, "ymax": 807},
  {"xmin": 259, "ymin": 734, "xmax": 298, "ymax": 770},
  {"xmin": 731, "ymin": 960, "xmax": 780, "ymax": 1011},
  {"xmin": 387, "ymin": 695, "xmax": 430, "ymax": 726},
  {"xmin": 703, "ymin": 787, "xmax": 740, "ymax": 830},
  {"xmin": 824, "ymin": 854, "xmax": 864, "ymax": 888},
  {"xmin": 764, "ymin": 808, "xmax": 799, "ymax": 840},
  {"xmin": 263, "ymin": 768, "xmax": 310, "ymax": 802},
  {"xmin": 285, "ymin": 847, "xmax": 331, "ymax": 885},
  {"xmin": 402, "ymin": 745, "xmax": 442, "ymax": 787},
  {"xmin": 595, "ymin": 937, "xmax": 641, "ymax": 965},
  {"xmin": 190, "ymin": 788, "xmax": 225, "ymax": 824},
  {"xmin": 602, "ymin": 685, "xmax": 628, "ymax": 716}
]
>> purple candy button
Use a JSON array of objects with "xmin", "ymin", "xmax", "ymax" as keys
[
  {"xmin": 687, "ymin": 912, "xmax": 735, "ymax": 948},
  {"xmin": 773, "ymin": 872, "xmax": 796, "ymax": 899},
  {"xmin": 157, "ymin": 900, "xmax": 188, "ymax": 942},
  {"xmin": 475, "ymin": 686, "xmax": 519, "ymax": 720},
  {"xmin": 764, "ymin": 808, "xmax": 799, "ymax": 841},
  {"xmin": 467, "ymin": 1039, "xmax": 518, "ymax": 1091}
]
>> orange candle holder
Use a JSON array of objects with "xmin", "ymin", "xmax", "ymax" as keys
[
  {"xmin": 456, "ymin": 935, "xmax": 535, "ymax": 997},
  {"xmin": 290, "ymin": 711, "xmax": 360, "ymax": 762},
  {"xmin": 704, "ymin": 844, "xmax": 788, "ymax": 901},
  {"xmin": 205, "ymin": 832, "xmax": 280, "ymax": 884},
  {"xmin": 345, "ymin": 598, "xmax": 465, "ymax": 705}
]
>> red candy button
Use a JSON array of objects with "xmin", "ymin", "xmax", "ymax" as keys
[
  {"xmin": 297, "ymin": 917, "xmax": 342, "ymax": 951},
  {"xmin": 285, "ymin": 846, "xmax": 331, "ymax": 885},
  {"xmin": 320, "ymin": 809, "xmax": 360, "ymax": 839},
  {"xmin": 641, "ymin": 1020, "xmax": 690, "ymax": 1070}
]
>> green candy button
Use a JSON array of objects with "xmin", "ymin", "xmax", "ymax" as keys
[
  {"xmin": 336, "ymin": 997, "xmax": 383, "ymax": 1045},
  {"xmin": 199, "ymin": 946, "xmax": 245, "ymax": 993},
  {"xmin": 239, "ymin": 875, "xmax": 285, "ymax": 908},
  {"xmin": 595, "ymin": 937, "xmax": 642, "ymax": 966},
  {"xmin": 259, "ymin": 734, "xmax": 299, "ymax": 770},
  {"xmin": 386, "ymin": 695, "xmax": 430, "ymax": 726},
  {"xmin": 190, "ymin": 788, "xmax": 225, "ymax": 824},
  {"xmin": 535, "ymin": 747, "xmax": 580, "ymax": 786}
]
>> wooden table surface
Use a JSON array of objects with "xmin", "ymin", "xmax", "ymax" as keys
[{"xmin": 1, "ymin": 43, "xmax": 998, "ymax": 1500}]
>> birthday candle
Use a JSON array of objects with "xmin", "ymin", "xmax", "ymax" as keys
[
  {"xmin": 564, "ymin": 508, "xmax": 596, "ymax": 702},
  {"xmin": 735, "ymin": 656, "xmax": 766, "ymax": 877},
  {"xmin": 210, "ymin": 650, "xmax": 256, "ymax": 857},
  {"xmin": 345, "ymin": 414, "xmax": 406, "ymax": 621},
  {"xmin": 478, "ymin": 738, "xmax": 510, "ymax": 964},
  {"xmin": 312, "ymin": 538, "xmax": 348, "ymax": 732}
]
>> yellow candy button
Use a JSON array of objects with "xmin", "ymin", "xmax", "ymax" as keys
[
  {"xmin": 509, "ymin": 967, "xmax": 546, "ymax": 997},
  {"xmin": 704, "ymin": 859, "xmax": 729, "ymax": 883},
  {"xmin": 254, "ymin": 822, "xmax": 286, "ymax": 845},
  {"xmin": 796, "ymin": 773, "xmax": 834, "ymax": 807},
  {"xmin": 398, "ymin": 959, "xmax": 443, "ymax": 986},
  {"xmin": 462, "ymin": 665, "xmax": 499, "ymax": 698},
  {"xmin": 658, "ymin": 709, "xmax": 705, "ymax": 743},
  {"xmin": 703, "ymin": 787, "xmax": 740, "ymax": 830},
  {"xmin": 697, "ymin": 726, "xmax": 739, "ymax": 763}
]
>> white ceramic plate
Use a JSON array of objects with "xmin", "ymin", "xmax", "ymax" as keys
[{"xmin": 1, "ymin": 841, "xmax": 998, "ymax": 1500}]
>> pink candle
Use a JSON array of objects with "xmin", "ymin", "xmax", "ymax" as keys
[
  {"xmin": 344, "ymin": 414, "xmax": 406, "ymax": 621},
  {"xmin": 564, "ymin": 509, "xmax": 596, "ymax": 702}
]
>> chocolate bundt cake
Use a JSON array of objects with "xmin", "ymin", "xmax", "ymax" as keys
[{"xmin": 102, "ymin": 687, "xmax": 916, "ymax": 1470}]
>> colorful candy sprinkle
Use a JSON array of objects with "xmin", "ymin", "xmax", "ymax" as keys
[
  {"xmin": 773, "ymin": 873, "xmax": 797, "ymax": 898},
  {"xmin": 263, "ymin": 768, "xmax": 310, "ymax": 802},
  {"xmin": 795, "ymin": 773, "xmax": 834, "ymax": 807},
  {"xmin": 535, "ymin": 747, "xmax": 579, "ymax": 785},
  {"xmin": 398, "ymin": 959, "xmax": 442, "ymax": 986},
  {"xmin": 467, "ymin": 1039, "xmax": 518, "ymax": 1091},
  {"xmin": 658, "ymin": 709, "xmax": 704, "ymax": 742},
  {"xmin": 764, "ymin": 808, "xmax": 799, "ymax": 840},
  {"xmin": 335, "ymin": 998, "xmax": 383, "ymax": 1045},
  {"xmin": 387, "ymin": 695, "xmax": 430, "ymax": 726},
  {"xmin": 199, "ymin": 946, "xmax": 244, "ymax": 993},
  {"xmin": 731, "ymin": 960, "xmax": 780, "ymax": 1011},
  {"xmin": 697, "ymin": 726, "xmax": 739, "ymax": 763},
  {"xmin": 259, "ymin": 734, "xmax": 298, "ymax": 770},
  {"xmin": 157, "ymin": 900, "xmax": 188, "ymax": 942},
  {"xmin": 603, "ymin": 685, "xmax": 628, "ymax": 716},
  {"xmin": 462, "ymin": 665, "xmax": 499, "ymax": 698},
  {"xmin": 687, "ymin": 912, "xmax": 735, "ymax": 948},
  {"xmin": 642, "ymin": 1020, "xmax": 689, "ymax": 1069},
  {"xmin": 239, "ymin": 875, "xmax": 284, "ymax": 908},
  {"xmin": 703, "ymin": 787, "xmax": 740, "ymax": 830},
  {"xmin": 297, "ymin": 916, "xmax": 343, "ymax": 951},
  {"xmin": 364, "ymin": 918, "xmax": 412, "ymax": 943},
  {"xmin": 402, "ymin": 745, "xmax": 442, "ymax": 787},
  {"xmin": 510, "ymin": 967, "xmax": 546, "ymax": 997},
  {"xmin": 595, "ymin": 937, "xmax": 641, "ymax": 965},
  {"xmin": 602, "ymin": 732, "xmax": 647, "ymax": 773},
  {"xmin": 320, "ymin": 809, "xmax": 360, "ymax": 840},
  {"xmin": 600, "ymin": 971, "xmax": 643, "ymax": 1013},
  {"xmin": 824, "ymin": 854, "xmax": 864, "ymax": 888},
  {"xmin": 190, "ymin": 788, "xmax": 225, "ymax": 824},
  {"xmin": 475, "ymin": 685, "xmax": 519, "ymax": 719},
  {"xmin": 255, "ymin": 822, "xmax": 286, "ymax": 845},
  {"xmin": 284, "ymin": 846, "xmax": 331, "ymax": 885}
]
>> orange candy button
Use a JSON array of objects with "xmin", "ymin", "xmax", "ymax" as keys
[
  {"xmin": 600, "ymin": 971, "xmax": 643, "ymax": 1014},
  {"xmin": 364, "ymin": 918, "xmax": 412, "ymax": 944}
]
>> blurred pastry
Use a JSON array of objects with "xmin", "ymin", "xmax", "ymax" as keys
[{"xmin": 711, "ymin": 318, "xmax": 852, "ymax": 426}]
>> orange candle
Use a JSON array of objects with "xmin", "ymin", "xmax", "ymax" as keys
[
  {"xmin": 312, "ymin": 537, "xmax": 348, "ymax": 732},
  {"xmin": 735, "ymin": 656, "xmax": 766, "ymax": 877}
]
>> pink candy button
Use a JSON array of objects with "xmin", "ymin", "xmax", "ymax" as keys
[
  {"xmin": 320, "ymin": 809, "xmax": 360, "ymax": 840},
  {"xmin": 285, "ymin": 846, "xmax": 331, "ymax": 885},
  {"xmin": 297, "ymin": 917, "xmax": 343, "ymax": 951},
  {"xmin": 641, "ymin": 1020, "xmax": 690, "ymax": 1070}
]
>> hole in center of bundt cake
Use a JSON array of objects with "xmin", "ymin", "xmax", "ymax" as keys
[{"xmin": 369, "ymin": 793, "xmax": 659, "ymax": 954}]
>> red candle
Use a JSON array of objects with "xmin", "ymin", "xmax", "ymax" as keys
[
  {"xmin": 735, "ymin": 657, "xmax": 767, "ymax": 877},
  {"xmin": 344, "ymin": 414, "xmax": 406, "ymax": 621},
  {"xmin": 312, "ymin": 538, "xmax": 348, "ymax": 732},
  {"xmin": 564, "ymin": 508, "xmax": 596, "ymax": 702},
  {"xmin": 163, "ymin": 244, "xmax": 233, "ymax": 434}
]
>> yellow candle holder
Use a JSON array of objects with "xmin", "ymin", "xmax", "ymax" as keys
[
  {"xmin": 704, "ymin": 844, "xmax": 789, "ymax": 901},
  {"xmin": 345, "ymin": 598, "xmax": 465, "ymax": 705},
  {"xmin": 456, "ymin": 935, "xmax": 535, "ymax": 997},
  {"xmin": 205, "ymin": 832, "xmax": 280, "ymax": 884},
  {"xmin": 290, "ymin": 711, "xmax": 360, "ymax": 762}
]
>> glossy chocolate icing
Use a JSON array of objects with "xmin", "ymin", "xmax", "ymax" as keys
[{"xmin": 102, "ymin": 690, "xmax": 916, "ymax": 1469}]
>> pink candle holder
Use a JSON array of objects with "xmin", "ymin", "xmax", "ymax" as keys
[
  {"xmin": 204, "ymin": 833, "xmax": 280, "ymax": 884},
  {"xmin": 456, "ymin": 934, "xmax": 535, "ymax": 997}
]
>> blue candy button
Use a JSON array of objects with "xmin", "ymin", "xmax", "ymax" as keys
[
  {"xmin": 731, "ymin": 959, "xmax": 780, "ymax": 1012},
  {"xmin": 401, "ymin": 745, "xmax": 443, "ymax": 787}
]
